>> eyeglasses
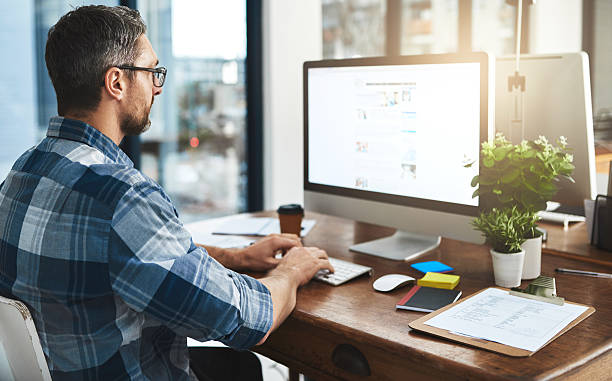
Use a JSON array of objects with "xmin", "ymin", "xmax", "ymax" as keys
[{"xmin": 117, "ymin": 65, "xmax": 167, "ymax": 87}]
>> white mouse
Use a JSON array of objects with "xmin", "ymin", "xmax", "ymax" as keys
[{"xmin": 373, "ymin": 274, "xmax": 415, "ymax": 292}]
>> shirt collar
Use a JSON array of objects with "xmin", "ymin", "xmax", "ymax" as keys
[{"xmin": 46, "ymin": 116, "xmax": 134, "ymax": 167}]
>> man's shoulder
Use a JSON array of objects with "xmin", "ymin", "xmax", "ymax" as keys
[
  {"xmin": 72, "ymin": 156, "xmax": 161, "ymax": 212},
  {"xmin": 13, "ymin": 137, "xmax": 160, "ymax": 213}
]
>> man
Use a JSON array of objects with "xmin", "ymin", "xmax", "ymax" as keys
[{"xmin": 0, "ymin": 5, "xmax": 333, "ymax": 380}]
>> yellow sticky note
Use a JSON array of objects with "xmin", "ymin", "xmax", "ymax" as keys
[{"xmin": 417, "ymin": 272, "xmax": 460, "ymax": 290}]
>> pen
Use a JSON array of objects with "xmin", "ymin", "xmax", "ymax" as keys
[{"xmin": 555, "ymin": 268, "xmax": 612, "ymax": 278}]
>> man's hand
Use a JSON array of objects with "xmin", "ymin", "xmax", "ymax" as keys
[
  {"xmin": 268, "ymin": 246, "xmax": 334, "ymax": 287},
  {"xmin": 257, "ymin": 246, "xmax": 333, "ymax": 345},
  {"xmin": 198, "ymin": 233, "xmax": 303, "ymax": 272},
  {"xmin": 237, "ymin": 233, "xmax": 303, "ymax": 271}
]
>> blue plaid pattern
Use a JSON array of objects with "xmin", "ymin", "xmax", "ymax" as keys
[{"xmin": 0, "ymin": 117, "xmax": 273, "ymax": 380}]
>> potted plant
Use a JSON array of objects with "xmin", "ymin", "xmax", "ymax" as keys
[
  {"xmin": 472, "ymin": 206, "xmax": 527, "ymax": 287},
  {"xmin": 468, "ymin": 133, "xmax": 575, "ymax": 279}
]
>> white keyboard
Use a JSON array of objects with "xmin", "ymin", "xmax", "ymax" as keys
[
  {"xmin": 314, "ymin": 257, "xmax": 372, "ymax": 286},
  {"xmin": 537, "ymin": 210, "xmax": 585, "ymax": 229}
]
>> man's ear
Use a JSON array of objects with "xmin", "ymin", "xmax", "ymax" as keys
[{"xmin": 103, "ymin": 67, "xmax": 126, "ymax": 101}]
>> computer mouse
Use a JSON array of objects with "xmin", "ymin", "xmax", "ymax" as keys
[{"xmin": 372, "ymin": 274, "xmax": 415, "ymax": 292}]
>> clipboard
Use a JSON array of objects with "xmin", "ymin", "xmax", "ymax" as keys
[{"xmin": 408, "ymin": 287, "xmax": 595, "ymax": 357}]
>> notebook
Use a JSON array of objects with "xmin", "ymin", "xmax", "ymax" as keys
[{"xmin": 396, "ymin": 286, "xmax": 462, "ymax": 313}]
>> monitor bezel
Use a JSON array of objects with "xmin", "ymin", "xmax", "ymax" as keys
[{"xmin": 303, "ymin": 53, "xmax": 489, "ymax": 217}]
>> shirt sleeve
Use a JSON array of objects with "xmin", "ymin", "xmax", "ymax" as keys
[{"xmin": 107, "ymin": 181, "xmax": 273, "ymax": 350}]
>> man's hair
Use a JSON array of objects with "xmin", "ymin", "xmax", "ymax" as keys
[{"xmin": 45, "ymin": 5, "xmax": 146, "ymax": 116}]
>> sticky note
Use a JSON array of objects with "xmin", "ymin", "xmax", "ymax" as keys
[
  {"xmin": 417, "ymin": 272, "xmax": 460, "ymax": 290},
  {"xmin": 410, "ymin": 261, "xmax": 454, "ymax": 273}
]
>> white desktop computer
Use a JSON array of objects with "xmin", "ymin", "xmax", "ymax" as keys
[
  {"xmin": 496, "ymin": 52, "xmax": 597, "ymax": 209},
  {"xmin": 303, "ymin": 53, "xmax": 494, "ymax": 261}
]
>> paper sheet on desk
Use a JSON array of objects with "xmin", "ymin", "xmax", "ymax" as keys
[
  {"xmin": 212, "ymin": 217, "xmax": 316, "ymax": 237},
  {"xmin": 424, "ymin": 288, "xmax": 588, "ymax": 351},
  {"xmin": 184, "ymin": 220, "xmax": 257, "ymax": 248},
  {"xmin": 190, "ymin": 233, "xmax": 256, "ymax": 248}
]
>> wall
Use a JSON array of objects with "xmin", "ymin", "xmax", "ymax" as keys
[
  {"xmin": 262, "ymin": 0, "xmax": 322, "ymax": 210},
  {"xmin": 528, "ymin": 0, "xmax": 582, "ymax": 53},
  {"xmin": 216, "ymin": 2, "xmax": 319, "ymax": 357},
  {"xmin": 592, "ymin": 0, "xmax": 612, "ymax": 114}
]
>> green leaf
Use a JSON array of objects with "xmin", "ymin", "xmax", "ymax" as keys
[
  {"xmin": 524, "ymin": 149, "xmax": 536, "ymax": 158},
  {"xmin": 479, "ymin": 174, "xmax": 497, "ymax": 186},
  {"xmin": 483, "ymin": 157, "xmax": 494, "ymax": 168},
  {"xmin": 501, "ymin": 169, "xmax": 520, "ymax": 184},
  {"xmin": 471, "ymin": 175, "xmax": 479, "ymax": 187},
  {"xmin": 493, "ymin": 146, "xmax": 513, "ymax": 161},
  {"xmin": 524, "ymin": 179, "xmax": 538, "ymax": 193},
  {"xmin": 560, "ymin": 161, "xmax": 575, "ymax": 171},
  {"xmin": 539, "ymin": 181, "xmax": 557, "ymax": 193},
  {"xmin": 498, "ymin": 192, "xmax": 513, "ymax": 203}
]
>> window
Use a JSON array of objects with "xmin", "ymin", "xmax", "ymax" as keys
[
  {"xmin": 0, "ymin": 1, "xmax": 255, "ymax": 221},
  {"xmin": 400, "ymin": 0, "xmax": 458, "ymax": 55},
  {"xmin": 0, "ymin": 0, "xmax": 118, "ymax": 179},
  {"xmin": 323, "ymin": 0, "xmax": 520, "ymax": 58},
  {"xmin": 322, "ymin": 0, "xmax": 386, "ymax": 59},
  {"xmin": 471, "ymin": 0, "xmax": 516, "ymax": 56},
  {"xmin": 137, "ymin": 0, "xmax": 249, "ymax": 221}
]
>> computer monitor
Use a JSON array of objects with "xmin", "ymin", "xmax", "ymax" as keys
[
  {"xmin": 303, "ymin": 53, "xmax": 494, "ymax": 261},
  {"xmin": 496, "ymin": 53, "xmax": 596, "ymax": 207}
]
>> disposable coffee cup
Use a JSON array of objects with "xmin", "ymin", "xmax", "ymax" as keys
[{"xmin": 277, "ymin": 204, "xmax": 304, "ymax": 236}]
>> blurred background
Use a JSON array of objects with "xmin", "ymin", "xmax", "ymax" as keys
[{"xmin": 1, "ymin": 0, "xmax": 610, "ymax": 222}]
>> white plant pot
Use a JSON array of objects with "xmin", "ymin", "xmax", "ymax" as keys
[
  {"xmin": 490, "ymin": 249, "xmax": 525, "ymax": 288},
  {"xmin": 521, "ymin": 236, "xmax": 543, "ymax": 280}
]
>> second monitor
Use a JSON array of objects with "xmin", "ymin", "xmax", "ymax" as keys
[
  {"xmin": 303, "ymin": 53, "xmax": 494, "ymax": 261},
  {"xmin": 496, "ymin": 52, "xmax": 596, "ymax": 208}
]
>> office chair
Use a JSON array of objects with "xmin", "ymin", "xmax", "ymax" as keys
[{"xmin": 0, "ymin": 295, "xmax": 51, "ymax": 381}]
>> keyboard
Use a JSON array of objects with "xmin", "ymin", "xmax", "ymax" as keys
[
  {"xmin": 537, "ymin": 204, "xmax": 586, "ymax": 228},
  {"xmin": 537, "ymin": 210, "xmax": 585, "ymax": 228},
  {"xmin": 314, "ymin": 257, "xmax": 372, "ymax": 286}
]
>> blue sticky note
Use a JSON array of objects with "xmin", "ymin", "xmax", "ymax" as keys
[{"xmin": 411, "ymin": 261, "xmax": 454, "ymax": 273}]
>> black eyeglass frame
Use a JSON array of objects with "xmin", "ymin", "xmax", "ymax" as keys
[{"xmin": 117, "ymin": 65, "xmax": 167, "ymax": 87}]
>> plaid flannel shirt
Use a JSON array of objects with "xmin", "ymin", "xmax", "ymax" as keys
[{"xmin": 0, "ymin": 116, "xmax": 273, "ymax": 380}]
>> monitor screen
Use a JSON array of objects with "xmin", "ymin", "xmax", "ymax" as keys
[
  {"xmin": 306, "ymin": 60, "xmax": 482, "ymax": 214},
  {"xmin": 495, "ymin": 53, "xmax": 596, "ymax": 207},
  {"xmin": 303, "ymin": 53, "xmax": 492, "ymax": 259}
]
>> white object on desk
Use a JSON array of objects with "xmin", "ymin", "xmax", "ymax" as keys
[
  {"xmin": 314, "ymin": 257, "xmax": 372, "ymax": 286},
  {"xmin": 212, "ymin": 217, "xmax": 316, "ymax": 237},
  {"xmin": 424, "ymin": 288, "xmax": 588, "ymax": 352},
  {"xmin": 372, "ymin": 274, "xmax": 415, "ymax": 292},
  {"xmin": 537, "ymin": 201, "xmax": 586, "ymax": 228},
  {"xmin": 537, "ymin": 210, "xmax": 585, "ymax": 229},
  {"xmin": 191, "ymin": 234, "xmax": 255, "ymax": 249},
  {"xmin": 184, "ymin": 218, "xmax": 256, "ymax": 248}
]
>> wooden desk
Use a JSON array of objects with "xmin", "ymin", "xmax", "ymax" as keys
[
  {"xmin": 246, "ymin": 212, "xmax": 612, "ymax": 380},
  {"xmin": 540, "ymin": 221, "xmax": 612, "ymax": 267}
]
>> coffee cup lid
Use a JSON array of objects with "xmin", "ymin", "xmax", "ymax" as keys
[{"xmin": 277, "ymin": 204, "xmax": 304, "ymax": 215}]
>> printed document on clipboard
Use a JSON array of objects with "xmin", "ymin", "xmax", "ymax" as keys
[
  {"xmin": 424, "ymin": 288, "xmax": 589, "ymax": 352},
  {"xmin": 409, "ymin": 287, "xmax": 595, "ymax": 356}
]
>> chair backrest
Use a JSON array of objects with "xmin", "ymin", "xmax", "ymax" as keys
[{"xmin": 0, "ymin": 295, "xmax": 51, "ymax": 381}]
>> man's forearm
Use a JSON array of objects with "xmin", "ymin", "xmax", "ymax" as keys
[
  {"xmin": 257, "ymin": 272, "xmax": 299, "ymax": 345},
  {"xmin": 198, "ymin": 244, "xmax": 242, "ymax": 270}
]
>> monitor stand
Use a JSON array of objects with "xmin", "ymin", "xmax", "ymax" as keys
[{"xmin": 349, "ymin": 231, "xmax": 441, "ymax": 261}]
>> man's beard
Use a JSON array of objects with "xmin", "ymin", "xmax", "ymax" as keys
[{"xmin": 120, "ymin": 97, "xmax": 154, "ymax": 136}]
